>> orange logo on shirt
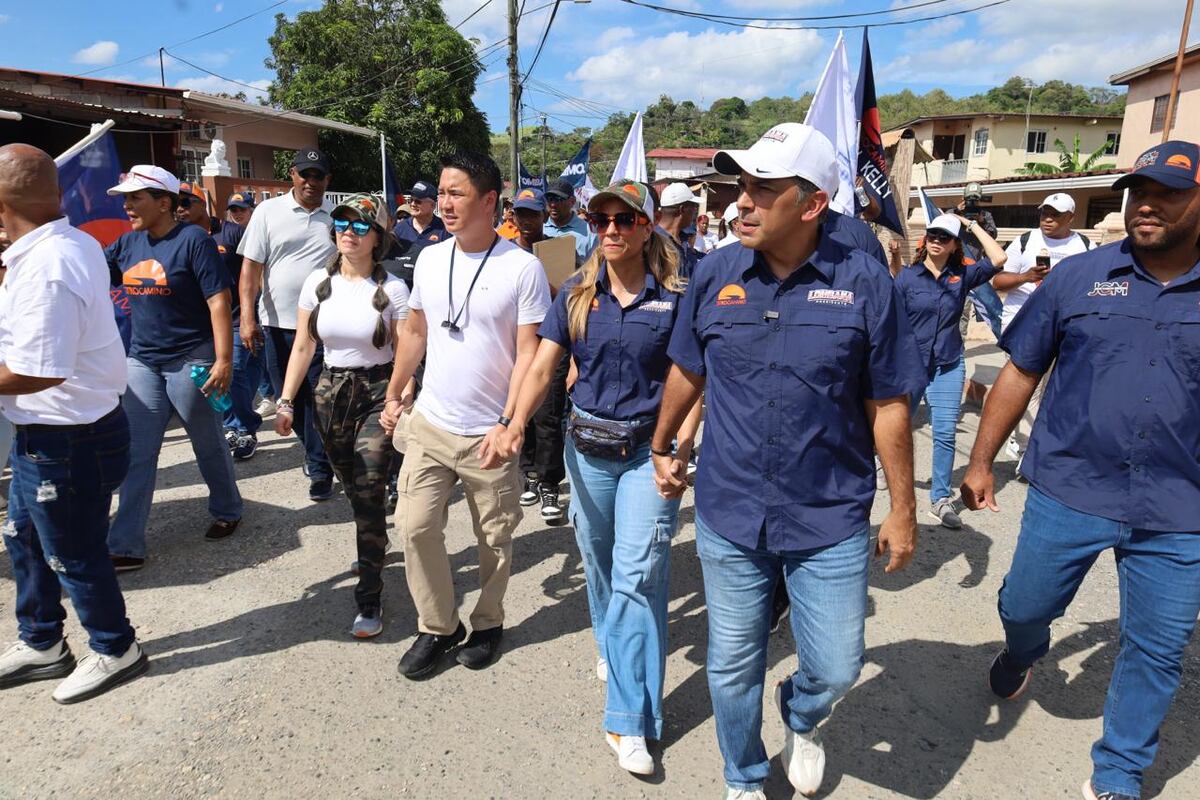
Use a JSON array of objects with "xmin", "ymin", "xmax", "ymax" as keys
[
  {"xmin": 948, "ymin": 275, "xmax": 961, "ymax": 284},
  {"xmin": 591, "ymin": 297, "xmax": 600, "ymax": 311},
  {"xmin": 716, "ymin": 283, "xmax": 747, "ymax": 306},
  {"xmin": 123, "ymin": 259, "xmax": 172, "ymax": 296}
]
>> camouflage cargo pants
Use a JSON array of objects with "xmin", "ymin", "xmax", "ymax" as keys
[{"xmin": 313, "ymin": 363, "xmax": 394, "ymax": 611}]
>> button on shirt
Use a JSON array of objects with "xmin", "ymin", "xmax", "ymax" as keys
[
  {"xmin": 894, "ymin": 258, "xmax": 997, "ymax": 375},
  {"xmin": 237, "ymin": 191, "xmax": 335, "ymax": 329},
  {"xmin": 1000, "ymin": 240, "xmax": 1200, "ymax": 532},
  {"xmin": 0, "ymin": 218, "xmax": 126, "ymax": 425},
  {"xmin": 669, "ymin": 237, "xmax": 925, "ymax": 551},
  {"xmin": 539, "ymin": 269, "xmax": 681, "ymax": 421},
  {"xmin": 394, "ymin": 214, "xmax": 448, "ymax": 245},
  {"xmin": 544, "ymin": 214, "xmax": 597, "ymax": 263}
]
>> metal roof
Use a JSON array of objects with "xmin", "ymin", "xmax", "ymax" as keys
[
  {"xmin": 914, "ymin": 168, "xmax": 1128, "ymax": 199},
  {"xmin": 887, "ymin": 111, "xmax": 1124, "ymax": 132},
  {"xmin": 181, "ymin": 91, "xmax": 376, "ymax": 138},
  {"xmin": 1109, "ymin": 42, "xmax": 1200, "ymax": 85},
  {"xmin": 647, "ymin": 148, "xmax": 718, "ymax": 159}
]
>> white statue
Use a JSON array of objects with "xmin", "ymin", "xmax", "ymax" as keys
[{"xmin": 202, "ymin": 137, "xmax": 231, "ymax": 177}]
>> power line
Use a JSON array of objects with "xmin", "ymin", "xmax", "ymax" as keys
[
  {"xmin": 520, "ymin": 0, "xmax": 561, "ymax": 86},
  {"xmin": 454, "ymin": 0, "xmax": 494, "ymax": 29},
  {"xmin": 617, "ymin": 0, "xmax": 958, "ymax": 23},
  {"xmin": 618, "ymin": 0, "xmax": 1012, "ymax": 30}
]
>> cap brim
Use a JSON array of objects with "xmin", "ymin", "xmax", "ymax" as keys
[
  {"xmin": 587, "ymin": 189, "xmax": 645, "ymax": 216},
  {"xmin": 512, "ymin": 202, "xmax": 545, "ymax": 212},
  {"xmin": 712, "ymin": 149, "xmax": 794, "ymax": 179},
  {"xmin": 926, "ymin": 226, "xmax": 960, "ymax": 238},
  {"xmin": 293, "ymin": 162, "xmax": 328, "ymax": 175},
  {"xmin": 106, "ymin": 178, "xmax": 150, "ymax": 196},
  {"xmin": 1112, "ymin": 169, "xmax": 1197, "ymax": 191}
]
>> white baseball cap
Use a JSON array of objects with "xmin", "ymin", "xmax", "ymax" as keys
[
  {"xmin": 713, "ymin": 123, "xmax": 839, "ymax": 196},
  {"xmin": 107, "ymin": 165, "xmax": 181, "ymax": 196},
  {"xmin": 1040, "ymin": 193, "xmax": 1075, "ymax": 213},
  {"xmin": 659, "ymin": 182, "xmax": 700, "ymax": 207},
  {"xmin": 722, "ymin": 202, "xmax": 739, "ymax": 223},
  {"xmin": 926, "ymin": 213, "xmax": 962, "ymax": 238}
]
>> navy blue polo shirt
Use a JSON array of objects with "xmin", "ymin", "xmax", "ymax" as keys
[
  {"xmin": 825, "ymin": 209, "xmax": 887, "ymax": 267},
  {"xmin": 895, "ymin": 258, "xmax": 997, "ymax": 375},
  {"xmin": 669, "ymin": 236, "xmax": 925, "ymax": 551},
  {"xmin": 540, "ymin": 269, "xmax": 681, "ymax": 421},
  {"xmin": 211, "ymin": 219, "xmax": 245, "ymax": 317},
  {"xmin": 1000, "ymin": 239, "xmax": 1200, "ymax": 532},
  {"xmin": 394, "ymin": 215, "xmax": 448, "ymax": 245}
]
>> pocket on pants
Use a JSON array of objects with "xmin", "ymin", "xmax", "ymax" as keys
[{"xmin": 638, "ymin": 517, "xmax": 675, "ymax": 593}]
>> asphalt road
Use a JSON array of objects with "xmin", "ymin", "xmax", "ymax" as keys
[{"xmin": 1, "ymin": 345, "xmax": 1197, "ymax": 799}]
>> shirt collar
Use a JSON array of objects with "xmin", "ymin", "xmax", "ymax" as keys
[
  {"xmin": 1, "ymin": 217, "xmax": 71, "ymax": 270},
  {"xmin": 1106, "ymin": 238, "xmax": 1200, "ymax": 286},
  {"xmin": 289, "ymin": 190, "xmax": 330, "ymax": 216},
  {"xmin": 594, "ymin": 264, "xmax": 661, "ymax": 302},
  {"xmin": 739, "ymin": 226, "xmax": 841, "ymax": 285}
]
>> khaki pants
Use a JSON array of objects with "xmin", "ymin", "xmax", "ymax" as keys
[
  {"xmin": 1014, "ymin": 368, "xmax": 1051, "ymax": 451},
  {"xmin": 396, "ymin": 411, "xmax": 521, "ymax": 636}
]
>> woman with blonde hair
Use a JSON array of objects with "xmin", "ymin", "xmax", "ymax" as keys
[
  {"xmin": 498, "ymin": 180, "xmax": 702, "ymax": 775},
  {"xmin": 276, "ymin": 194, "xmax": 409, "ymax": 638}
]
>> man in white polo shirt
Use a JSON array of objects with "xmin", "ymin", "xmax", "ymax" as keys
[
  {"xmin": 0, "ymin": 144, "xmax": 148, "ymax": 704},
  {"xmin": 381, "ymin": 151, "xmax": 550, "ymax": 678},
  {"xmin": 238, "ymin": 148, "xmax": 337, "ymax": 500}
]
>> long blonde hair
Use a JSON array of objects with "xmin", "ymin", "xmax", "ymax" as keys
[{"xmin": 566, "ymin": 228, "xmax": 683, "ymax": 342}]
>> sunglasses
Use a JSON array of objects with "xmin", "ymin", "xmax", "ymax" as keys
[
  {"xmin": 925, "ymin": 231, "xmax": 956, "ymax": 244},
  {"xmin": 587, "ymin": 211, "xmax": 646, "ymax": 233},
  {"xmin": 333, "ymin": 218, "xmax": 373, "ymax": 236},
  {"xmin": 178, "ymin": 196, "xmax": 197, "ymax": 208}
]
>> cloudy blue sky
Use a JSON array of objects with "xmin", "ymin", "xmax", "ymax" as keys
[{"xmin": 3, "ymin": 0, "xmax": 1196, "ymax": 132}]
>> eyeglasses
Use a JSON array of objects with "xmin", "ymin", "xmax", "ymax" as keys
[
  {"xmin": 587, "ymin": 212, "xmax": 645, "ymax": 233},
  {"xmin": 333, "ymin": 218, "xmax": 373, "ymax": 236},
  {"xmin": 178, "ymin": 196, "xmax": 197, "ymax": 208},
  {"xmin": 925, "ymin": 231, "xmax": 956, "ymax": 244}
]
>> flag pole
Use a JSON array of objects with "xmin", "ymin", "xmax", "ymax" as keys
[
  {"xmin": 1161, "ymin": 0, "xmax": 1194, "ymax": 143},
  {"xmin": 54, "ymin": 119, "xmax": 116, "ymax": 167},
  {"xmin": 379, "ymin": 131, "xmax": 387, "ymax": 199}
]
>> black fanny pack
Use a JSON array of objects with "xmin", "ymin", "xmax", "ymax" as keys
[{"xmin": 567, "ymin": 412, "xmax": 654, "ymax": 462}]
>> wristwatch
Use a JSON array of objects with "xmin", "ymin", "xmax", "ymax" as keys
[{"xmin": 497, "ymin": 415, "xmax": 512, "ymax": 428}]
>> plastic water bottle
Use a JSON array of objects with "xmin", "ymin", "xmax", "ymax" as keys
[{"xmin": 190, "ymin": 365, "xmax": 232, "ymax": 413}]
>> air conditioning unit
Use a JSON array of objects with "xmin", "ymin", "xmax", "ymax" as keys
[{"xmin": 197, "ymin": 122, "xmax": 219, "ymax": 141}]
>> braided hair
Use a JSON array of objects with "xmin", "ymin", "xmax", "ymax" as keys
[{"xmin": 309, "ymin": 225, "xmax": 393, "ymax": 349}]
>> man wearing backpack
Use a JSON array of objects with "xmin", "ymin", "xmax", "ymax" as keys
[{"xmin": 992, "ymin": 193, "xmax": 1093, "ymax": 466}]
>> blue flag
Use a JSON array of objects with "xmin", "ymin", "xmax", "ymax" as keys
[
  {"xmin": 384, "ymin": 159, "xmax": 403, "ymax": 212},
  {"xmin": 558, "ymin": 139, "xmax": 591, "ymax": 189},
  {"xmin": 854, "ymin": 29, "xmax": 904, "ymax": 234},
  {"xmin": 518, "ymin": 159, "xmax": 545, "ymax": 191}
]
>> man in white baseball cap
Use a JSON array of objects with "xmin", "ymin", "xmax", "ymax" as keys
[
  {"xmin": 652, "ymin": 121, "xmax": 924, "ymax": 797},
  {"xmin": 658, "ymin": 181, "xmax": 702, "ymax": 278},
  {"xmin": 991, "ymin": 191, "xmax": 1093, "ymax": 469}
]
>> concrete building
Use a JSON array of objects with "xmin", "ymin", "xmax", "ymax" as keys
[
  {"xmin": 647, "ymin": 148, "xmax": 718, "ymax": 180},
  {"xmin": 1109, "ymin": 42, "xmax": 1200, "ymax": 166}
]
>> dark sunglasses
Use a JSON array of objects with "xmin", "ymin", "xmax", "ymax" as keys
[
  {"xmin": 333, "ymin": 218, "xmax": 373, "ymax": 236},
  {"xmin": 926, "ymin": 231, "xmax": 956, "ymax": 244},
  {"xmin": 178, "ymin": 196, "xmax": 197, "ymax": 208},
  {"xmin": 587, "ymin": 211, "xmax": 645, "ymax": 233}
]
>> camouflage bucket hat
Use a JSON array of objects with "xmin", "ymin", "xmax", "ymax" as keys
[{"xmin": 332, "ymin": 193, "xmax": 389, "ymax": 230}]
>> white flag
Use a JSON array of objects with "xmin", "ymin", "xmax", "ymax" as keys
[
  {"xmin": 610, "ymin": 112, "xmax": 647, "ymax": 184},
  {"xmin": 804, "ymin": 32, "xmax": 856, "ymax": 215}
]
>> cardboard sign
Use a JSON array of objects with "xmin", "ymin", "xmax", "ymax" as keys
[{"xmin": 533, "ymin": 236, "xmax": 577, "ymax": 289}]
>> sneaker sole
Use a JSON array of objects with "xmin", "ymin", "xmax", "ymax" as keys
[
  {"xmin": 606, "ymin": 734, "xmax": 654, "ymax": 776},
  {"xmin": 353, "ymin": 626, "xmax": 383, "ymax": 639},
  {"xmin": 0, "ymin": 653, "xmax": 76, "ymax": 689},
  {"xmin": 541, "ymin": 510, "xmax": 565, "ymax": 523},
  {"xmin": 112, "ymin": 562, "xmax": 145, "ymax": 573},
  {"xmin": 398, "ymin": 637, "xmax": 465, "ymax": 680},
  {"xmin": 53, "ymin": 651, "xmax": 149, "ymax": 705},
  {"xmin": 989, "ymin": 663, "xmax": 1033, "ymax": 701},
  {"xmin": 928, "ymin": 509, "xmax": 963, "ymax": 529},
  {"xmin": 519, "ymin": 496, "xmax": 539, "ymax": 507}
]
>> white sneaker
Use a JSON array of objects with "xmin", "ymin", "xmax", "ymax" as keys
[
  {"xmin": 606, "ymin": 732, "xmax": 654, "ymax": 775},
  {"xmin": 596, "ymin": 657, "xmax": 608, "ymax": 682},
  {"xmin": 1005, "ymin": 436, "xmax": 1021, "ymax": 460},
  {"xmin": 722, "ymin": 788, "xmax": 767, "ymax": 800},
  {"xmin": 775, "ymin": 681, "xmax": 826, "ymax": 796},
  {"xmin": 0, "ymin": 640, "xmax": 75, "ymax": 688},
  {"xmin": 52, "ymin": 641, "xmax": 148, "ymax": 704},
  {"xmin": 255, "ymin": 397, "xmax": 277, "ymax": 418}
]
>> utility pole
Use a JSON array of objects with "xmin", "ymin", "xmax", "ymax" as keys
[
  {"xmin": 507, "ymin": 0, "xmax": 521, "ymax": 190},
  {"xmin": 159, "ymin": 48, "xmax": 167, "ymax": 88},
  {"xmin": 1162, "ymin": 0, "xmax": 1194, "ymax": 142},
  {"xmin": 540, "ymin": 114, "xmax": 548, "ymax": 182}
]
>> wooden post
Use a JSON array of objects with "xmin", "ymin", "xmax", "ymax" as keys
[
  {"xmin": 891, "ymin": 131, "xmax": 916, "ymax": 260},
  {"xmin": 1162, "ymin": 0, "xmax": 1195, "ymax": 142}
]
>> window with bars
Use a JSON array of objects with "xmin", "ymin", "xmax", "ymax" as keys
[
  {"xmin": 1026, "ymin": 130, "xmax": 1047, "ymax": 154},
  {"xmin": 972, "ymin": 128, "xmax": 989, "ymax": 157},
  {"xmin": 178, "ymin": 147, "xmax": 205, "ymax": 182},
  {"xmin": 237, "ymin": 157, "xmax": 253, "ymax": 179},
  {"xmin": 1150, "ymin": 93, "xmax": 1179, "ymax": 133}
]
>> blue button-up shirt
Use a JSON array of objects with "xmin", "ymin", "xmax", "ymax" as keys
[
  {"xmin": 1001, "ymin": 239, "xmax": 1200, "ymax": 533},
  {"xmin": 669, "ymin": 237, "xmax": 925, "ymax": 551},
  {"xmin": 540, "ymin": 269, "xmax": 681, "ymax": 421},
  {"xmin": 544, "ymin": 214, "xmax": 597, "ymax": 262},
  {"xmin": 394, "ymin": 215, "xmax": 448, "ymax": 245},
  {"xmin": 825, "ymin": 209, "xmax": 887, "ymax": 266},
  {"xmin": 895, "ymin": 258, "xmax": 997, "ymax": 375}
]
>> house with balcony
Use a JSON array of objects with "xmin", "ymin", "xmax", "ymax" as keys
[{"xmin": 1109, "ymin": 42, "xmax": 1200, "ymax": 167}]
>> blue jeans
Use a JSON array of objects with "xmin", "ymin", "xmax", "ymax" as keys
[
  {"xmin": 999, "ymin": 488, "xmax": 1200, "ymax": 799},
  {"xmin": 264, "ymin": 325, "xmax": 331, "ymax": 480},
  {"xmin": 563, "ymin": 427, "xmax": 678, "ymax": 739},
  {"xmin": 913, "ymin": 357, "xmax": 965, "ymax": 503},
  {"xmin": 108, "ymin": 345, "xmax": 244, "ymax": 559},
  {"xmin": 223, "ymin": 323, "xmax": 263, "ymax": 435},
  {"xmin": 696, "ymin": 517, "xmax": 869, "ymax": 790},
  {"xmin": 968, "ymin": 283, "xmax": 1003, "ymax": 339},
  {"xmin": 5, "ymin": 408, "xmax": 135, "ymax": 656}
]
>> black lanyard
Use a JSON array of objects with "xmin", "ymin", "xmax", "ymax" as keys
[{"xmin": 443, "ymin": 235, "xmax": 500, "ymax": 333}]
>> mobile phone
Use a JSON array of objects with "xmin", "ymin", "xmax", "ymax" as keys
[{"xmin": 1035, "ymin": 255, "xmax": 1051, "ymax": 269}]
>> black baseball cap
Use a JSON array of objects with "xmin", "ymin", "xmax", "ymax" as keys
[
  {"xmin": 292, "ymin": 148, "xmax": 332, "ymax": 175},
  {"xmin": 546, "ymin": 179, "xmax": 575, "ymax": 200},
  {"xmin": 408, "ymin": 180, "xmax": 437, "ymax": 200}
]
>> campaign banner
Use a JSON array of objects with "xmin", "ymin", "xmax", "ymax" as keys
[
  {"xmin": 854, "ymin": 29, "xmax": 904, "ymax": 234},
  {"xmin": 518, "ymin": 160, "xmax": 545, "ymax": 191},
  {"xmin": 558, "ymin": 138, "xmax": 592, "ymax": 189}
]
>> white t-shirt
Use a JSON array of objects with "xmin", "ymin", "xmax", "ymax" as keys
[
  {"xmin": 694, "ymin": 231, "xmax": 719, "ymax": 254},
  {"xmin": 237, "ymin": 191, "xmax": 336, "ymax": 330},
  {"xmin": 1000, "ymin": 230, "xmax": 1092, "ymax": 332},
  {"xmin": 298, "ymin": 270, "xmax": 409, "ymax": 368},
  {"xmin": 716, "ymin": 232, "xmax": 741, "ymax": 249},
  {"xmin": 0, "ymin": 218, "xmax": 127, "ymax": 425},
  {"xmin": 410, "ymin": 236, "xmax": 550, "ymax": 436}
]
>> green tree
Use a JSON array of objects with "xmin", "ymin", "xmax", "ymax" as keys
[
  {"xmin": 1016, "ymin": 133, "xmax": 1115, "ymax": 175},
  {"xmin": 266, "ymin": 0, "xmax": 491, "ymax": 192}
]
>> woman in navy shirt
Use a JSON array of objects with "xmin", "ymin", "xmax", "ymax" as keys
[
  {"xmin": 498, "ymin": 181, "xmax": 701, "ymax": 776},
  {"xmin": 895, "ymin": 213, "xmax": 1006, "ymax": 527}
]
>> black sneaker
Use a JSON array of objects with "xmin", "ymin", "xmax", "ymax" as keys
[
  {"xmin": 309, "ymin": 476, "xmax": 335, "ymax": 502},
  {"xmin": 110, "ymin": 555, "xmax": 145, "ymax": 573},
  {"xmin": 456, "ymin": 626, "xmax": 503, "ymax": 670},
  {"xmin": 232, "ymin": 434, "xmax": 258, "ymax": 461},
  {"xmin": 520, "ymin": 476, "xmax": 539, "ymax": 506},
  {"xmin": 539, "ymin": 483, "xmax": 564, "ymax": 523},
  {"xmin": 397, "ymin": 623, "xmax": 466, "ymax": 679},
  {"xmin": 204, "ymin": 518, "xmax": 240, "ymax": 541},
  {"xmin": 223, "ymin": 428, "xmax": 239, "ymax": 450},
  {"xmin": 988, "ymin": 648, "xmax": 1033, "ymax": 700},
  {"xmin": 769, "ymin": 578, "xmax": 790, "ymax": 634},
  {"xmin": 1082, "ymin": 780, "xmax": 1137, "ymax": 800}
]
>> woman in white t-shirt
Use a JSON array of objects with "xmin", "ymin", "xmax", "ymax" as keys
[{"xmin": 276, "ymin": 194, "xmax": 409, "ymax": 638}]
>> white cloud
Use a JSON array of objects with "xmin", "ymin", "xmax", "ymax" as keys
[
  {"xmin": 143, "ymin": 53, "xmax": 178, "ymax": 69},
  {"xmin": 175, "ymin": 75, "xmax": 271, "ymax": 103},
  {"xmin": 595, "ymin": 26, "xmax": 635, "ymax": 51},
  {"xmin": 72, "ymin": 40, "xmax": 120, "ymax": 66},
  {"xmin": 0, "ymin": 14, "xmax": 10, "ymax": 23},
  {"xmin": 567, "ymin": 24, "xmax": 828, "ymax": 107},
  {"xmin": 214, "ymin": 2, "xmax": 224, "ymax": 11}
]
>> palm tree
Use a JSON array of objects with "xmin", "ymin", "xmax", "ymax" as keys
[{"xmin": 1017, "ymin": 133, "xmax": 1115, "ymax": 175}]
